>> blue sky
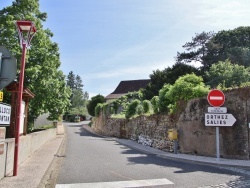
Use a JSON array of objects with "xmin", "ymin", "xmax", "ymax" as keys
[{"xmin": 1, "ymin": 1, "xmax": 250, "ymax": 98}]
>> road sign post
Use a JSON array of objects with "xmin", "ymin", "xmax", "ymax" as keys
[
  {"xmin": 206, "ymin": 89, "xmax": 236, "ymax": 161},
  {"xmin": 216, "ymin": 127, "xmax": 220, "ymax": 161}
]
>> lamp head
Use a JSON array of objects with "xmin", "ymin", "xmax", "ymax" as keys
[{"xmin": 16, "ymin": 20, "xmax": 37, "ymax": 48}]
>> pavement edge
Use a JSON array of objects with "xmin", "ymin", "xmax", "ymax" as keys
[{"xmin": 38, "ymin": 125, "xmax": 67, "ymax": 188}]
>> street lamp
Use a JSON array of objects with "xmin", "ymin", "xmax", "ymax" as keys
[{"xmin": 14, "ymin": 20, "xmax": 36, "ymax": 176}]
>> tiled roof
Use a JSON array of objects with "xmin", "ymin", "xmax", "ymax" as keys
[
  {"xmin": 105, "ymin": 79, "xmax": 150, "ymax": 100},
  {"xmin": 112, "ymin": 79, "xmax": 150, "ymax": 94},
  {"xmin": 105, "ymin": 94, "xmax": 126, "ymax": 100}
]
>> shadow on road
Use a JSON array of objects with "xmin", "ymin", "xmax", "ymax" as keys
[
  {"xmin": 116, "ymin": 142, "xmax": 250, "ymax": 187},
  {"xmin": 72, "ymin": 124, "xmax": 250, "ymax": 187}
]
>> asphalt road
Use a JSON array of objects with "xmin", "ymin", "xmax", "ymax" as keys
[{"xmin": 56, "ymin": 121, "xmax": 250, "ymax": 188}]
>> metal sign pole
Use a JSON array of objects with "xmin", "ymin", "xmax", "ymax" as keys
[{"xmin": 216, "ymin": 127, "xmax": 220, "ymax": 161}]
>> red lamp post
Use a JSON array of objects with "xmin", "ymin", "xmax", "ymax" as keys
[{"xmin": 14, "ymin": 20, "xmax": 36, "ymax": 176}]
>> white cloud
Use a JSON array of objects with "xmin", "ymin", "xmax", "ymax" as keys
[
  {"xmin": 176, "ymin": 0, "xmax": 250, "ymax": 30},
  {"xmin": 100, "ymin": 32, "xmax": 169, "ymax": 65},
  {"xmin": 82, "ymin": 58, "xmax": 172, "ymax": 80}
]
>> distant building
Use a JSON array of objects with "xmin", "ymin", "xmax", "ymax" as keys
[{"xmin": 105, "ymin": 79, "xmax": 150, "ymax": 101}]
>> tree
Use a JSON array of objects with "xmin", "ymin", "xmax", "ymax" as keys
[
  {"xmin": 75, "ymin": 75, "xmax": 84, "ymax": 90},
  {"xmin": 176, "ymin": 27, "xmax": 250, "ymax": 70},
  {"xmin": 87, "ymin": 94, "xmax": 105, "ymax": 116},
  {"xmin": 176, "ymin": 31, "xmax": 215, "ymax": 66},
  {"xmin": 167, "ymin": 73, "xmax": 209, "ymax": 103},
  {"xmin": 0, "ymin": 0, "xmax": 71, "ymax": 123},
  {"xmin": 67, "ymin": 71, "xmax": 76, "ymax": 90},
  {"xmin": 206, "ymin": 27, "xmax": 250, "ymax": 67},
  {"xmin": 46, "ymin": 71, "xmax": 72, "ymax": 120},
  {"xmin": 71, "ymin": 89, "xmax": 85, "ymax": 110},
  {"xmin": 66, "ymin": 71, "xmax": 88, "ymax": 115},
  {"xmin": 205, "ymin": 59, "xmax": 250, "ymax": 88},
  {"xmin": 141, "ymin": 63, "xmax": 199, "ymax": 99}
]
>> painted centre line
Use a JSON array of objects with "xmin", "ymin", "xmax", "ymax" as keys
[{"xmin": 56, "ymin": 178, "xmax": 174, "ymax": 188}]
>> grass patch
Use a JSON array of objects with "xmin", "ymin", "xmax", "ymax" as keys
[
  {"xmin": 29, "ymin": 124, "xmax": 55, "ymax": 133},
  {"xmin": 111, "ymin": 114, "xmax": 126, "ymax": 119}
]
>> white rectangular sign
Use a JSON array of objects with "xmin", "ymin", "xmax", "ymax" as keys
[
  {"xmin": 208, "ymin": 107, "xmax": 227, "ymax": 113},
  {"xmin": 205, "ymin": 113, "xmax": 236, "ymax": 126},
  {"xmin": 0, "ymin": 103, "xmax": 11, "ymax": 125}
]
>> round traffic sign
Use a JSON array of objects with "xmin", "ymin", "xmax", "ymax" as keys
[{"xmin": 207, "ymin": 89, "xmax": 225, "ymax": 107}]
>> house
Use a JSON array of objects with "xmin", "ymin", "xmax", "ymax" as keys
[{"xmin": 105, "ymin": 79, "xmax": 150, "ymax": 101}]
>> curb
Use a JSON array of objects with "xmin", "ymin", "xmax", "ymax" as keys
[
  {"xmin": 38, "ymin": 124, "xmax": 67, "ymax": 188},
  {"xmin": 114, "ymin": 139, "xmax": 250, "ymax": 178},
  {"xmin": 115, "ymin": 139, "xmax": 250, "ymax": 170}
]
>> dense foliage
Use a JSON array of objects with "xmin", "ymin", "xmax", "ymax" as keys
[
  {"xmin": 167, "ymin": 74, "xmax": 209, "ymax": 102},
  {"xmin": 87, "ymin": 94, "xmax": 105, "ymax": 116},
  {"xmin": 166, "ymin": 74, "xmax": 209, "ymax": 113},
  {"xmin": 176, "ymin": 31, "xmax": 215, "ymax": 66},
  {"xmin": 95, "ymin": 103, "xmax": 103, "ymax": 117},
  {"xmin": 141, "ymin": 63, "xmax": 200, "ymax": 100},
  {"xmin": 142, "ymin": 100, "xmax": 151, "ymax": 113},
  {"xmin": 176, "ymin": 27, "xmax": 250, "ymax": 70},
  {"xmin": 66, "ymin": 71, "xmax": 89, "ymax": 116},
  {"xmin": 125, "ymin": 99, "xmax": 141, "ymax": 118},
  {"xmin": 150, "ymin": 96, "xmax": 159, "ymax": 114},
  {"xmin": 0, "ymin": 0, "xmax": 71, "ymax": 123},
  {"xmin": 205, "ymin": 59, "xmax": 250, "ymax": 88},
  {"xmin": 158, "ymin": 84, "xmax": 171, "ymax": 113},
  {"xmin": 97, "ymin": 73, "xmax": 210, "ymax": 118}
]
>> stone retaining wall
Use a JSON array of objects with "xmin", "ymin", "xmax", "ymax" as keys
[{"xmin": 92, "ymin": 88, "xmax": 250, "ymax": 160}]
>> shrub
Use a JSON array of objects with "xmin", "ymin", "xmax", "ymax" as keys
[
  {"xmin": 136, "ymin": 104, "xmax": 144, "ymax": 115},
  {"xmin": 125, "ymin": 99, "xmax": 141, "ymax": 118},
  {"xmin": 112, "ymin": 101, "xmax": 119, "ymax": 114},
  {"xmin": 95, "ymin": 103, "xmax": 103, "ymax": 117},
  {"xmin": 166, "ymin": 73, "xmax": 209, "ymax": 114},
  {"xmin": 167, "ymin": 73, "xmax": 209, "ymax": 102},
  {"xmin": 142, "ymin": 100, "xmax": 151, "ymax": 113},
  {"xmin": 158, "ymin": 84, "xmax": 171, "ymax": 113},
  {"xmin": 87, "ymin": 94, "xmax": 105, "ymax": 116},
  {"xmin": 151, "ymin": 96, "xmax": 159, "ymax": 113}
]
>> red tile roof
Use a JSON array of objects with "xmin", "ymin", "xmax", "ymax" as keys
[{"xmin": 105, "ymin": 79, "xmax": 150, "ymax": 100}]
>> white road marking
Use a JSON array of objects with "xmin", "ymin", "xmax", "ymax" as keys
[
  {"xmin": 210, "ymin": 96, "xmax": 223, "ymax": 100},
  {"xmin": 56, "ymin": 178, "xmax": 174, "ymax": 188}
]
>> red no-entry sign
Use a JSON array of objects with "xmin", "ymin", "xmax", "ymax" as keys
[{"xmin": 207, "ymin": 89, "xmax": 225, "ymax": 107}]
